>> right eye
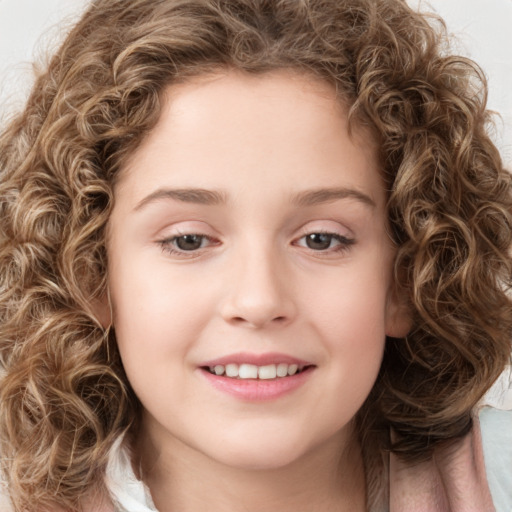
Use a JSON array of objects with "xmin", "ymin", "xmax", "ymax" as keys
[
  {"xmin": 158, "ymin": 233, "xmax": 216, "ymax": 255},
  {"xmin": 173, "ymin": 234, "xmax": 208, "ymax": 251}
]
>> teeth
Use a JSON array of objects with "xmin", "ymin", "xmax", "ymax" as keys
[
  {"xmin": 258, "ymin": 364, "xmax": 277, "ymax": 379},
  {"xmin": 288, "ymin": 364, "xmax": 298, "ymax": 376},
  {"xmin": 239, "ymin": 364, "xmax": 258, "ymax": 379},
  {"xmin": 276, "ymin": 363, "xmax": 288, "ymax": 377},
  {"xmin": 225, "ymin": 364, "xmax": 238, "ymax": 378},
  {"xmin": 206, "ymin": 363, "xmax": 306, "ymax": 379}
]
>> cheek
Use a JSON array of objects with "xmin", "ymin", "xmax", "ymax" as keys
[
  {"xmin": 305, "ymin": 263, "xmax": 389, "ymax": 402},
  {"xmin": 111, "ymin": 248, "xmax": 213, "ymax": 328},
  {"xmin": 108, "ymin": 255, "xmax": 214, "ymax": 383},
  {"xmin": 109, "ymin": 271, "xmax": 204, "ymax": 411},
  {"xmin": 308, "ymin": 259, "xmax": 390, "ymax": 343}
]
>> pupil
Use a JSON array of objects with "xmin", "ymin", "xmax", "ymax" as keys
[
  {"xmin": 306, "ymin": 233, "xmax": 332, "ymax": 250},
  {"xmin": 176, "ymin": 235, "xmax": 203, "ymax": 251}
]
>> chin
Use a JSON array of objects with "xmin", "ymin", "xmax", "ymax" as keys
[
  {"xmin": 201, "ymin": 424, "xmax": 330, "ymax": 471},
  {"xmin": 211, "ymin": 442, "xmax": 307, "ymax": 471}
]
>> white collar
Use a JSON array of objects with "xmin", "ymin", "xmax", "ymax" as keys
[{"xmin": 105, "ymin": 435, "xmax": 158, "ymax": 512}]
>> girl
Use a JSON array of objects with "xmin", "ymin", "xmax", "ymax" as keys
[{"xmin": 1, "ymin": 1, "xmax": 511, "ymax": 511}]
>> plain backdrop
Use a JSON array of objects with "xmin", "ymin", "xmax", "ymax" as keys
[
  {"xmin": 0, "ymin": 0, "xmax": 511, "ymax": 408},
  {"xmin": 1, "ymin": 0, "xmax": 511, "ymax": 165}
]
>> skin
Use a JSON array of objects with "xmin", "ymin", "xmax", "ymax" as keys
[{"xmin": 105, "ymin": 69, "xmax": 410, "ymax": 512}]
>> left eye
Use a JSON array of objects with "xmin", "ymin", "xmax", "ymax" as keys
[{"xmin": 297, "ymin": 233, "xmax": 352, "ymax": 251}]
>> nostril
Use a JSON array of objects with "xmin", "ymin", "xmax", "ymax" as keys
[{"xmin": 228, "ymin": 314, "xmax": 288, "ymax": 328}]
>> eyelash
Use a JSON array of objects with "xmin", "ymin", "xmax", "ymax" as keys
[{"xmin": 158, "ymin": 231, "xmax": 355, "ymax": 257}]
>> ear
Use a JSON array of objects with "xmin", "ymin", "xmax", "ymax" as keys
[{"xmin": 385, "ymin": 285, "xmax": 412, "ymax": 338}]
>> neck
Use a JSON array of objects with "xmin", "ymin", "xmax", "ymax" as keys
[{"xmin": 136, "ymin": 421, "xmax": 366, "ymax": 512}]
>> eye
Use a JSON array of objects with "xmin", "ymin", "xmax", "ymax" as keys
[
  {"xmin": 173, "ymin": 234, "xmax": 208, "ymax": 251},
  {"xmin": 296, "ymin": 232, "xmax": 354, "ymax": 252},
  {"xmin": 158, "ymin": 233, "xmax": 216, "ymax": 255}
]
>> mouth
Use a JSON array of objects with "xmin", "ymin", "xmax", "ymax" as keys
[
  {"xmin": 201, "ymin": 362, "xmax": 313, "ymax": 380},
  {"xmin": 198, "ymin": 355, "xmax": 315, "ymax": 401}
]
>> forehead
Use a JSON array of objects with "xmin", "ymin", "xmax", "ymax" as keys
[
  {"xmin": 164, "ymin": 68, "xmax": 342, "ymax": 119},
  {"xmin": 115, "ymin": 69, "xmax": 382, "ymax": 208}
]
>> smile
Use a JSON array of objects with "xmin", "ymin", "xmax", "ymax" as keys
[
  {"xmin": 198, "ymin": 354, "xmax": 315, "ymax": 401},
  {"xmin": 205, "ymin": 363, "xmax": 308, "ymax": 379}
]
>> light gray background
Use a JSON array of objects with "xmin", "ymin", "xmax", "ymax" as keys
[
  {"xmin": 0, "ymin": 0, "xmax": 511, "ymax": 407},
  {"xmin": 1, "ymin": 0, "xmax": 511, "ymax": 165}
]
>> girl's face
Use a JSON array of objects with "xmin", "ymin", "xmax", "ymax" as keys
[{"xmin": 106, "ymin": 70, "xmax": 409, "ymax": 470}]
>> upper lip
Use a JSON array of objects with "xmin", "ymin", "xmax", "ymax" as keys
[{"xmin": 199, "ymin": 352, "xmax": 313, "ymax": 368}]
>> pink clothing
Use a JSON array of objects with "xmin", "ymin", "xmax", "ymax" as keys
[
  {"xmin": 389, "ymin": 418, "xmax": 495, "ymax": 511},
  {"xmin": 0, "ymin": 409, "xmax": 509, "ymax": 511},
  {"xmin": 103, "ymin": 410, "xmax": 506, "ymax": 512}
]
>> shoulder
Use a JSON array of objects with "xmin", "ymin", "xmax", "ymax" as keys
[{"xmin": 479, "ymin": 406, "xmax": 512, "ymax": 512}]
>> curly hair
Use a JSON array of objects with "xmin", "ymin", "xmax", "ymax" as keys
[{"xmin": 1, "ymin": 0, "xmax": 511, "ymax": 510}]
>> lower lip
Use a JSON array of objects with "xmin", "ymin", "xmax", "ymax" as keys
[{"xmin": 198, "ymin": 367, "xmax": 314, "ymax": 401}]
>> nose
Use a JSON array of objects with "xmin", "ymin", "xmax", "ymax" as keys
[{"xmin": 219, "ymin": 244, "xmax": 296, "ymax": 329}]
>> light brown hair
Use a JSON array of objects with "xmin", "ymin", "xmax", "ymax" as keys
[{"xmin": 1, "ymin": 0, "xmax": 511, "ymax": 510}]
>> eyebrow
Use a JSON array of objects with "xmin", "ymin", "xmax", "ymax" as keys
[
  {"xmin": 291, "ymin": 187, "xmax": 376, "ymax": 208},
  {"xmin": 133, "ymin": 186, "xmax": 376, "ymax": 211},
  {"xmin": 134, "ymin": 188, "xmax": 227, "ymax": 211}
]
